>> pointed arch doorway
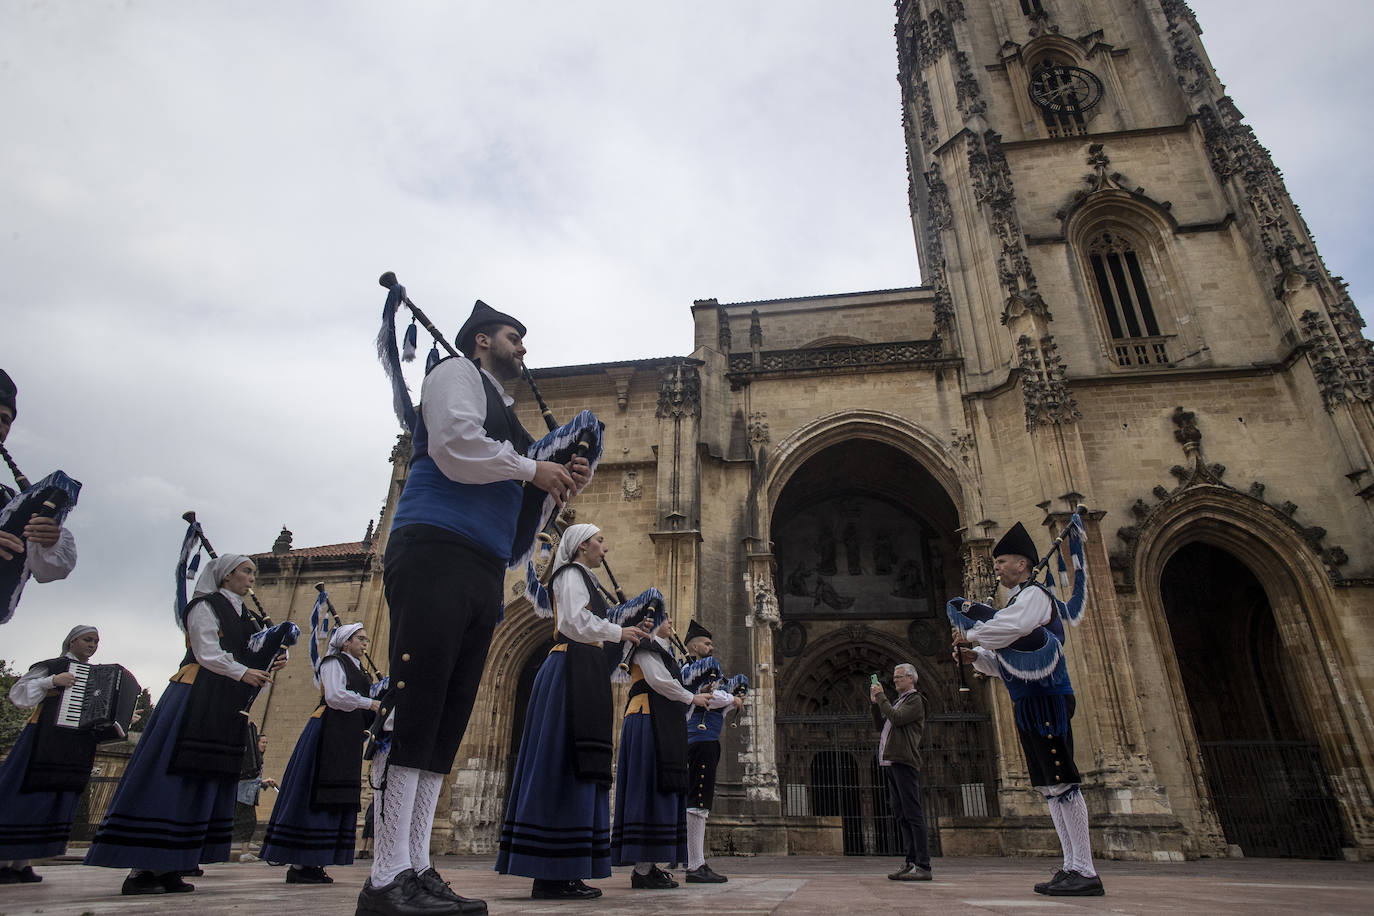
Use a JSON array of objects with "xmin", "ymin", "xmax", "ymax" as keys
[
  {"xmin": 1159, "ymin": 542, "xmax": 1344, "ymax": 858},
  {"xmin": 770, "ymin": 438, "xmax": 998, "ymax": 855}
]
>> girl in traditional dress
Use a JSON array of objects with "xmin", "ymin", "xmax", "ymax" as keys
[
  {"xmin": 496, "ymin": 523, "xmax": 646, "ymax": 900},
  {"xmin": 262, "ymin": 622, "xmax": 377, "ymax": 884},
  {"xmin": 611, "ymin": 615, "xmax": 708, "ymax": 890},
  {"xmin": 0, "ymin": 626, "xmax": 101, "ymax": 884},
  {"xmin": 85, "ymin": 555, "xmax": 284, "ymax": 895}
]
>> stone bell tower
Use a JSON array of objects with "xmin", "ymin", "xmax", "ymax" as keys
[{"xmin": 896, "ymin": 0, "xmax": 1374, "ymax": 858}]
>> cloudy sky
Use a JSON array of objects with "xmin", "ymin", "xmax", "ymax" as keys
[{"xmin": 3, "ymin": 1, "xmax": 1370, "ymax": 698}]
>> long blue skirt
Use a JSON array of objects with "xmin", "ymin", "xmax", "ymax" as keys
[
  {"xmin": 84, "ymin": 681, "xmax": 236, "ymax": 871},
  {"xmin": 0, "ymin": 723, "xmax": 83, "ymax": 859},
  {"xmin": 611, "ymin": 712, "xmax": 686, "ymax": 865},
  {"xmin": 496, "ymin": 652, "xmax": 610, "ymax": 880},
  {"xmin": 260, "ymin": 717, "xmax": 357, "ymax": 866}
]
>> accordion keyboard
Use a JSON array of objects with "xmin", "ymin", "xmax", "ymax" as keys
[{"xmin": 55, "ymin": 662, "xmax": 90, "ymax": 729}]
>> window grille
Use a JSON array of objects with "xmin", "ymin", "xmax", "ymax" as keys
[{"xmin": 1088, "ymin": 231, "xmax": 1171, "ymax": 367}]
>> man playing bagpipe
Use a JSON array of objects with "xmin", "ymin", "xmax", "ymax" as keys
[
  {"xmin": 0, "ymin": 368, "xmax": 77, "ymax": 624},
  {"xmin": 367, "ymin": 299, "xmax": 590, "ymax": 916},
  {"xmin": 85, "ymin": 554, "xmax": 289, "ymax": 895},
  {"xmin": 612, "ymin": 615, "xmax": 710, "ymax": 891},
  {"xmin": 950, "ymin": 517, "xmax": 1104, "ymax": 898},
  {"xmin": 0, "ymin": 626, "xmax": 102, "ymax": 884},
  {"xmin": 677, "ymin": 619, "xmax": 743, "ymax": 884},
  {"xmin": 262, "ymin": 623, "xmax": 379, "ymax": 884},
  {"xmin": 495, "ymin": 523, "xmax": 649, "ymax": 900}
]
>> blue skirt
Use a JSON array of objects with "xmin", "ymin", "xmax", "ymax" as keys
[
  {"xmin": 84, "ymin": 681, "xmax": 237, "ymax": 871},
  {"xmin": 611, "ymin": 712, "xmax": 686, "ymax": 865},
  {"xmin": 496, "ymin": 652, "xmax": 610, "ymax": 880},
  {"xmin": 0, "ymin": 723, "xmax": 83, "ymax": 859},
  {"xmin": 260, "ymin": 717, "xmax": 357, "ymax": 866}
]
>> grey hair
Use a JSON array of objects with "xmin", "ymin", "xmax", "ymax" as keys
[{"xmin": 894, "ymin": 663, "xmax": 918, "ymax": 682}]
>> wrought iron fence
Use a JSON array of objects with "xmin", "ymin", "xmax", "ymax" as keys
[{"xmin": 1200, "ymin": 740, "xmax": 1344, "ymax": 859}]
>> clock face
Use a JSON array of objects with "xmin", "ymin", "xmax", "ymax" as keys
[{"xmin": 1029, "ymin": 66, "xmax": 1104, "ymax": 113}]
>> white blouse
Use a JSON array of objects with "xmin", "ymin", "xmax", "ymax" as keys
[{"xmin": 553, "ymin": 563, "xmax": 624, "ymax": 645}]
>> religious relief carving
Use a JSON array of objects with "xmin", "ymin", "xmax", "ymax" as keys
[
  {"xmin": 1110, "ymin": 406, "xmax": 1352, "ymax": 590},
  {"xmin": 727, "ymin": 338, "xmax": 942, "ymax": 377},
  {"xmin": 954, "ymin": 51, "xmax": 986, "ymax": 118},
  {"xmin": 622, "ymin": 469, "xmax": 643, "ymax": 502},
  {"xmin": 754, "ymin": 577, "xmax": 780, "ymax": 629},
  {"xmin": 655, "ymin": 363, "xmax": 702, "ymax": 419},
  {"xmin": 949, "ymin": 430, "xmax": 976, "ymax": 467},
  {"xmin": 1017, "ymin": 334, "xmax": 1081, "ymax": 430},
  {"xmin": 959, "ymin": 540, "xmax": 995, "ymax": 602},
  {"xmin": 748, "ymin": 411, "xmax": 770, "ymax": 446}
]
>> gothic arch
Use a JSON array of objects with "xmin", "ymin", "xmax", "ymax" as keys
[
  {"xmin": 762, "ymin": 410, "xmax": 972, "ymax": 535},
  {"xmin": 1131, "ymin": 487, "xmax": 1374, "ymax": 846},
  {"xmin": 777, "ymin": 623, "xmax": 942, "ymax": 715},
  {"xmin": 476, "ymin": 596, "xmax": 557, "ymax": 756}
]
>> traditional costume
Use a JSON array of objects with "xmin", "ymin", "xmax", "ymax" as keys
[
  {"xmin": 496, "ymin": 523, "xmax": 620, "ymax": 900},
  {"xmin": 949, "ymin": 518, "xmax": 1103, "ymax": 897},
  {"xmin": 611, "ymin": 630, "xmax": 693, "ymax": 889},
  {"xmin": 262, "ymin": 623, "xmax": 374, "ymax": 883},
  {"xmin": 678, "ymin": 619, "xmax": 736, "ymax": 884},
  {"xmin": 0, "ymin": 626, "xmax": 99, "ymax": 884},
  {"xmin": 233, "ymin": 721, "xmax": 266, "ymax": 854},
  {"xmin": 366, "ymin": 300, "xmax": 542, "ymax": 915},
  {"xmin": 85, "ymin": 554, "xmax": 264, "ymax": 895}
]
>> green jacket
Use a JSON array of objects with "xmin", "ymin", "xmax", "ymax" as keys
[{"xmin": 872, "ymin": 689, "xmax": 926, "ymax": 770}]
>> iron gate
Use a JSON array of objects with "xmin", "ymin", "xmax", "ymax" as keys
[
  {"xmin": 777, "ymin": 711, "xmax": 998, "ymax": 855},
  {"xmin": 1200, "ymin": 740, "xmax": 1344, "ymax": 858}
]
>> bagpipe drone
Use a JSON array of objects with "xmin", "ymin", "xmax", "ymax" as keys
[
  {"xmin": 0, "ymin": 441, "xmax": 81, "ymax": 624},
  {"xmin": 680, "ymin": 657, "xmax": 751, "ymax": 731}
]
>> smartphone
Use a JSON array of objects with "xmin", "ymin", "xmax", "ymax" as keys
[{"xmin": 870, "ymin": 674, "xmax": 880, "ymax": 687}]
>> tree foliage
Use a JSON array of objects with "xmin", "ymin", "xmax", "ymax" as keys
[{"xmin": 0, "ymin": 658, "xmax": 33, "ymax": 751}]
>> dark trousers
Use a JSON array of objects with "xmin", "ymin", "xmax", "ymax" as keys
[
  {"xmin": 383, "ymin": 525, "xmax": 503, "ymax": 774},
  {"xmin": 884, "ymin": 763, "xmax": 930, "ymax": 869}
]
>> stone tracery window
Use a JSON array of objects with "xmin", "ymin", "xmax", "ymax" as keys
[
  {"xmin": 1087, "ymin": 230, "xmax": 1171, "ymax": 367},
  {"xmin": 1020, "ymin": 0, "xmax": 1046, "ymax": 14},
  {"xmin": 1031, "ymin": 57, "xmax": 1087, "ymax": 138}
]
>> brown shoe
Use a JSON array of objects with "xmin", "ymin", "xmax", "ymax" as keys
[{"xmin": 894, "ymin": 865, "xmax": 932, "ymax": 881}]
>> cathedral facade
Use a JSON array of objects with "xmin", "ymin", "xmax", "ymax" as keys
[{"xmin": 251, "ymin": 0, "xmax": 1374, "ymax": 861}]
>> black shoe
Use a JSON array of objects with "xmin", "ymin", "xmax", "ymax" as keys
[
  {"xmin": 356, "ymin": 868, "xmax": 466, "ymax": 915},
  {"xmin": 417, "ymin": 868, "xmax": 486, "ymax": 912},
  {"xmin": 10, "ymin": 865, "xmax": 41, "ymax": 883},
  {"xmin": 887, "ymin": 862, "xmax": 914, "ymax": 880},
  {"xmin": 180, "ymin": 867, "xmax": 204, "ymax": 877},
  {"xmin": 287, "ymin": 865, "xmax": 333, "ymax": 885},
  {"xmin": 1034, "ymin": 869, "xmax": 1071, "ymax": 894},
  {"xmin": 631, "ymin": 866, "xmax": 679, "ymax": 889},
  {"xmin": 531, "ymin": 879, "xmax": 602, "ymax": 900},
  {"xmin": 160, "ymin": 872, "xmax": 196, "ymax": 893},
  {"xmin": 894, "ymin": 865, "xmax": 932, "ymax": 881},
  {"xmin": 122, "ymin": 870, "xmax": 166, "ymax": 895},
  {"xmin": 685, "ymin": 864, "xmax": 728, "ymax": 883},
  {"xmin": 1046, "ymin": 871, "xmax": 1104, "ymax": 897}
]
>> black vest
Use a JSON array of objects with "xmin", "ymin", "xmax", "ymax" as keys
[
  {"xmin": 550, "ymin": 564, "xmax": 616, "ymax": 786},
  {"xmin": 626, "ymin": 640, "xmax": 690, "ymax": 794},
  {"xmin": 169, "ymin": 592, "xmax": 261, "ymax": 776},
  {"xmin": 311, "ymin": 654, "xmax": 375, "ymax": 809},
  {"xmin": 22, "ymin": 656, "xmax": 98, "ymax": 793},
  {"xmin": 410, "ymin": 357, "xmax": 534, "ymax": 469},
  {"xmin": 179, "ymin": 591, "xmax": 260, "ymax": 670}
]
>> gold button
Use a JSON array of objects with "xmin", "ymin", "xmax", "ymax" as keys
[
  {"xmin": 401, "ymin": 653, "xmax": 411, "ymax": 662},
  {"xmin": 397, "ymin": 681, "xmax": 406, "ymax": 689}
]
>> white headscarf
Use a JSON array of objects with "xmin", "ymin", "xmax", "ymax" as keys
[
  {"xmin": 328, "ymin": 622, "xmax": 365, "ymax": 655},
  {"xmin": 61, "ymin": 625, "xmax": 97, "ymax": 657},
  {"xmin": 555, "ymin": 524, "xmax": 601, "ymax": 568},
  {"xmin": 192, "ymin": 554, "xmax": 253, "ymax": 598}
]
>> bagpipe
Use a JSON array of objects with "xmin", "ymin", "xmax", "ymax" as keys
[
  {"xmin": 680, "ymin": 656, "xmax": 751, "ymax": 731},
  {"xmin": 310, "ymin": 583, "xmax": 393, "ymax": 756},
  {"xmin": 374, "ymin": 271, "xmax": 605, "ymax": 606},
  {"xmin": 0, "ymin": 441, "xmax": 81, "ymax": 624},
  {"xmin": 947, "ymin": 507, "xmax": 1088, "ymax": 685},
  {"xmin": 175, "ymin": 512, "xmax": 300, "ymax": 702}
]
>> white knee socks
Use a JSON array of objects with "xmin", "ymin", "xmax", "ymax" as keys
[
  {"xmin": 1057, "ymin": 788, "xmax": 1096, "ymax": 877},
  {"xmin": 686, "ymin": 808, "xmax": 708, "ymax": 870},
  {"xmin": 371, "ymin": 761, "xmax": 419, "ymax": 887},
  {"xmin": 410, "ymin": 770, "xmax": 444, "ymax": 876}
]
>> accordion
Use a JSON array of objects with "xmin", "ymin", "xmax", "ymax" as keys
[{"xmin": 56, "ymin": 663, "xmax": 140, "ymax": 743}]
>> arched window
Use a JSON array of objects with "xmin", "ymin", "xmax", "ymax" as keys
[
  {"xmin": 1031, "ymin": 57, "xmax": 1088, "ymax": 138},
  {"xmin": 1087, "ymin": 230, "xmax": 1170, "ymax": 367},
  {"xmin": 1020, "ymin": 0, "xmax": 1046, "ymax": 14}
]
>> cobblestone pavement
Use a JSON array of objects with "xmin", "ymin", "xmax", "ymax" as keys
[{"xmin": 1, "ymin": 855, "xmax": 1371, "ymax": 915}]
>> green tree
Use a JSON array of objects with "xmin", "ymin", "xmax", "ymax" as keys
[
  {"xmin": 129, "ymin": 687, "xmax": 153, "ymax": 733},
  {"xmin": 0, "ymin": 658, "xmax": 33, "ymax": 750}
]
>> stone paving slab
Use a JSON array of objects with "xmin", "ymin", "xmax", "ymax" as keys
[{"xmin": 2, "ymin": 855, "xmax": 1372, "ymax": 916}]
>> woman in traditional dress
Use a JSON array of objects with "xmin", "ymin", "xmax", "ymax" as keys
[
  {"xmin": 495, "ymin": 523, "xmax": 647, "ymax": 900},
  {"xmin": 261, "ymin": 622, "xmax": 377, "ymax": 884},
  {"xmin": 85, "ymin": 555, "xmax": 285, "ymax": 895},
  {"xmin": 0, "ymin": 625, "xmax": 101, "ymax": 884},
  {"xmin": 611, "ymin": 615, "xmax": 708, "ymax": 890}
]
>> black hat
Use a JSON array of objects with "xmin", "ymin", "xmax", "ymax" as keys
[
  {"xmin": 992, "ymin": 522, "xmax": 1039, "ymax": 563},
  {"xmin": 454, "ymin": 300, "xmax": 526, "ymax": 358},
  {"xmin": 684, "ymin": 619, "xmax": 712, "ymax": 644},
  {"xmin": 0, "ymin": 368, "xmax": 15, "ymax": 419}
]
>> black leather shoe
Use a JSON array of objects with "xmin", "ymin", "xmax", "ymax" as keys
[
  {"xmin": 1046, "ymin": 871, "xmax": 1104, "ymax": 896},
  {"xmin": 180, "ymin": 867, "xmax": 205, "ymax": 877},
  {"xmin": 356, "ymin": 868, "xmax": 464, "ymax": 915},
  {"xmin": 685, "ymin": 864, "xmax": 728, "ymax": 883},
  {"xmin": 12, "ymin": 865, "xmax": 42, "ymax": 883},
  {"xmin": 121, "ymin": 870, "xmax": 165, "ymax": 895},
  {"xmin": 631, "ymin": 866, "xmax": 679, "ymax": 889},
  {"xmin": 417, "ymin": 868, "xmax": 486, "ymax": 912},
  {"xmin": 1034, "ymin": 869, "xmax": 1070, "ymax": 894},
  {"xmin": 531, "ymin": 879, "xmax": 602, "ymax": 900},
  {"xmin": 287, "ymin": 866, "xmax": 333, "ymax": 884},
  {"xmin": 159, "ymin": 872, "xmax": 195, "ymax": 893}
]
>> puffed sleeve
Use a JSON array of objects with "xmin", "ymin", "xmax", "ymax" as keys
[
  {"xmin": 321, "ymin": 656, "xmax": 375, "ymax": 712},
  {"xmin": 554, "ymin": 568, "xmax": 623, "ymax": 644},
  {"xmin": 188, "ymin": 603, "xmax": 249, "ymax": 681},
  {"xmin": 639, "ymin": 642, "xmax": 695, "ymax": 704},
  {"xmin": 8, "ymin": 662, "xmax": 55, "ymax": 708},
  {"xmin": 26, "ymin": 526, "xmax": 76, "ymax": 583}
]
